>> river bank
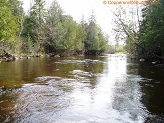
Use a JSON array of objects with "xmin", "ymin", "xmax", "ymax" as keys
[
  {"xmin": 0, "ymin": 50, "xmax": 105, "ymax": 63},
  {"xmin": 1, "ymin": 51, "xmax": 163, "ymax": 69}
]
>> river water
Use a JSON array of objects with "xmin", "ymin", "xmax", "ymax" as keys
[{"xmin": 0, "ymin": 54, "xmax": 164, "ymax": 123}]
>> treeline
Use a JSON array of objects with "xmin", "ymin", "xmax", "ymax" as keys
[
  {"xmin": 108, "ymin": 45, "xmax": 125, "ymax": 54},
  {"xmin": 0, "ymin": 0, "xmax": 108, "ymax": 57},
  {"xmin": 125, "ymin": 0, "xmax": 164, "ymax": 60}
]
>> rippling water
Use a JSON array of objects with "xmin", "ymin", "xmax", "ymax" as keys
[{"xmin": 0, "ymin": 54, "xmax": 164, "ymax": 123}]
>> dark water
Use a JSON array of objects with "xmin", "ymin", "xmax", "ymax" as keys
[{"xmin": 0, "ymin": 54, "xmax": 164, "ymax": 123}]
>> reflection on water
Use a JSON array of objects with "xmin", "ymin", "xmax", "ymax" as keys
[{"xmin": 0, "ymin": 55, "xmax": 164, "ymax": 123}]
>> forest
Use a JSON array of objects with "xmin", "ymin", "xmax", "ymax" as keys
[
  {"xmin": 113, "ymin": 0, "xmax": 164, "ymax": 61},
  {"xmin": 0, "ymin": 0, "xmax": 164, "ymax": 61},
  {"xmin": 0, "ymin": 0, "xmax": 108, "ymax": 61}
]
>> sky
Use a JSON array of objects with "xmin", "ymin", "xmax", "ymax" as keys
[
  {"xmin": 20, "ymin": 0, "xmax": 114, "ymax": 37},
  {"xmin": 20, "ymin": 0, "xmax": 141, "ymax": 45}
]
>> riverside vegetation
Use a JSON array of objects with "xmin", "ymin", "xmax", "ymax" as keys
[
  {"xmin": 0, "ymin": 0, "xmax": 164, "ymax": 63},
  {"xmin": 113, "ymin": 0, "xmax": 164, "ymax": 62},
  {"xmin": 0, "ymin": 0, "xmax": 108, "ymax": 62}
]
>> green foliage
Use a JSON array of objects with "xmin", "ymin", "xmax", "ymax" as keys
[
  {"xmin": 21, "ymin": 0, "xmax": 46, "ymax": 54},
  {"xmin": 138, "ymin": 0, "xmax": 164, "ymax": 58},
  {"xmin": 84, "ymin": 12, "xmax": 108, "ymax": 51},
  {"xmin": 30, "ymin": 0, "xmax": 46, "ymax": 53},
  {"xmin": 45, "ymin": 2, "xmax": 107, "ymax": 52},
  {"xmin": 75, "ymin": 24, "xmax": 86, "ymax": 50},
  {"xmin": 124, "ymin": 32, "xmax": 138, "ymax": 54},
  {"xmin": 8, "ymin": 0, "xmax": 24, "ymax": 37},
  {"xmin": 0, "ymin": 0, "xmax": 108, "ymax": 55},
  {"xmin": 0, "ymin": 0, "xmax": 19, "ymax": 51},
  {"xmin": 57, "ymin": 15, "xmax": 77, "ymax": 50},
  {"xmin": 61, "ymin": 15, "xmax": 85, "ymax": 50},
  {"xmin": 123, "ymin": 0, "xmax": 164, "ymax": 59},
  {"xmin": 21, "ymin": 16, "xmax": 34, "ymax": 41},
  {"xmin": 45, "ymin": 1, "xmax": 64, "ymax": 52},
  {"xmin": 108, "ymin": 45, "xmax": 125, "ymax": 54}
]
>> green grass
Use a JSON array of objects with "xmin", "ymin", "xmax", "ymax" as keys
[{"xmin": 114, "ymin": 51, "xmax": 126, "ymax": 54}]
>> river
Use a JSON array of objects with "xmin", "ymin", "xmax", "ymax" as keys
[{"xmin": 0, "ymin": 54, "xmax": 164, "ymax": 123}]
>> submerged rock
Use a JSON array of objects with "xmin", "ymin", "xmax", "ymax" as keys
[{"xmin": 139, "ymin": 59, "xmax": 145, "ymax": 62}]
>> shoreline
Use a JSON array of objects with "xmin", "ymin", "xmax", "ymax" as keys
[{"xmin": 0, "ymin": 50, "xmax": 105, "ymax": 63}]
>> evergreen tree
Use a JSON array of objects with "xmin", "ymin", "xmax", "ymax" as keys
[
  {"xmin": 45, "ymin": 1, "xmax": 65, "ymax": 51},
  {"xmin": 8, "ymin": 0, "xmax": 24, "ymax": 37},
  {"xmin": 138, "ymin": 0, "xmax": 164, "ymax": 59},
  {"xmin": 75, "ymin": 24, "xmax": 86, "ymax": 50},
  {"xmin": 85, "ymin": 12, "xmax": 99, "ymax": 50},
  {"xmin": 29, "ymin": 0, "xmax": 46, "ymax": 53},
  {"xmin": 85, "ymin": 11, "xmax": 107, "ymax": 51}
]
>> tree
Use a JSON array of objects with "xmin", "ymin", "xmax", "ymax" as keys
[
  {"xmin": 113, "ymin": 2, "xmax": 164, "ymax": 60},
  {"xmin": 29, "ymin": 0, "xmax": 46, "ymax": 53},
  {"xmin": 8, "ymin": 0, "xmax": 25, "ymax": 37},
  {"xmin": 112, "ymin": 5, "xmax": 143, "ymax": 55},
  {"xmin": 85, "ymin": 11, "xmax": 98, "ymax": 50},
  {"xmin": 75, "ymin": 24, "xmax": 86, "ymax": 50},
  {"xmin": 138, "ymin": 0, "xmax": 164, "ymax": 59},
  {"xmin": 98, "ymin": 29, "xmax": 108, "ymax": 51},
  {"xmin": 61, "ymin": 15, "xmax": 79, "ymax": 50},
  {"xmin": 0, "ymin": 0, "xmax": 19, "ymax": 52},
  {"xmin": 45, "ymin": 1, "xmax": 65, "ymax": 52},
  {"xmin": 46, "ymin": 1, "xmax": 86, "ymax": 52},
  {"xmin": 85, "ymin": 11, "xmax": 108, "ymax": 51}
]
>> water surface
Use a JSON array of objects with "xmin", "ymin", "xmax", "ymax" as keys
[{"xmin": 0, "ymin": 54, "xmax": 164, "ymax": 123}]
